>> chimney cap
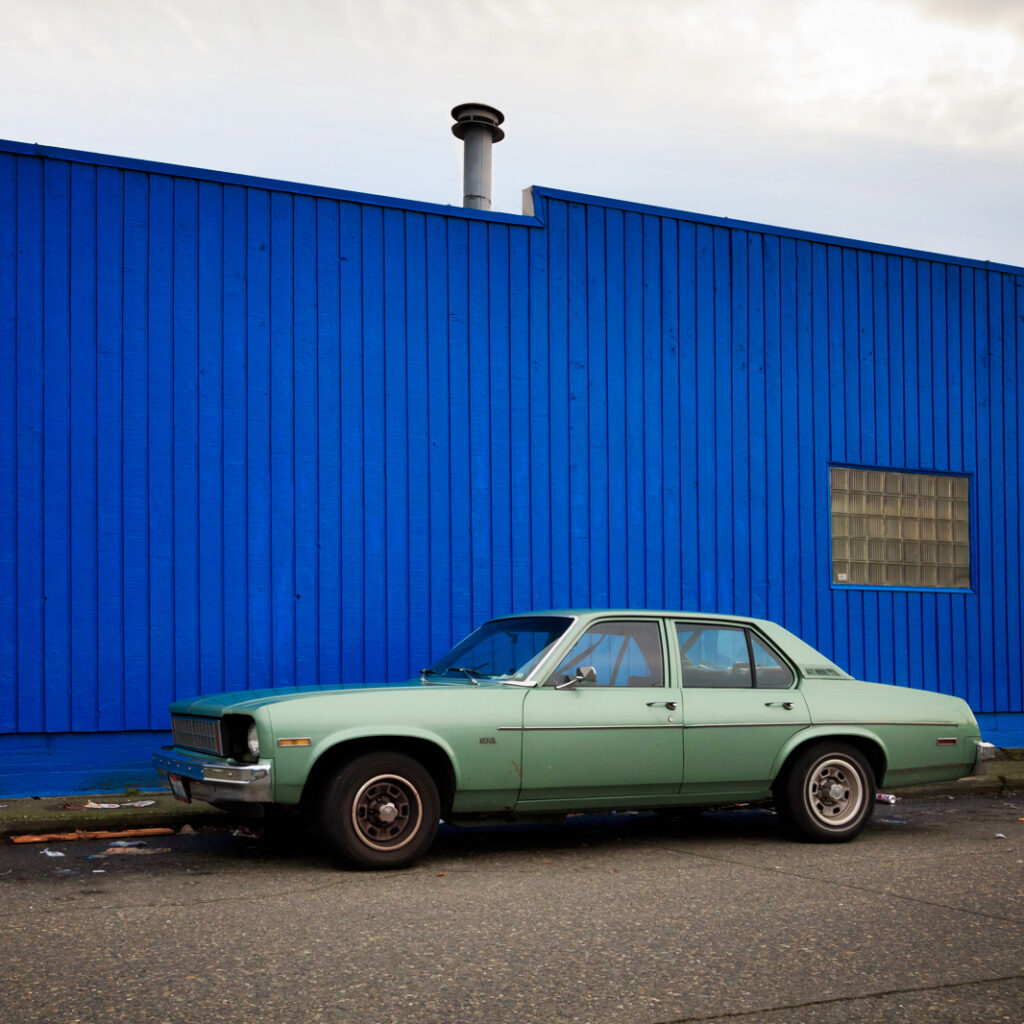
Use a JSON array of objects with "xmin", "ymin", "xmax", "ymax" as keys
[{"xmin": 451, "ymin": 102, "xmax": 505, "ymax": 143}]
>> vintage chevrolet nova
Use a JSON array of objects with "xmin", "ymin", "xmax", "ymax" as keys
[{"xmin": 154, "ymin": 610, "xmax": 994, "ymax": 868}]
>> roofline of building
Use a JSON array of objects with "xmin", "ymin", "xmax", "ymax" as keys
[{"xmin": 3, "ymin": 138, "xmax": 1022, "ymax": 276}]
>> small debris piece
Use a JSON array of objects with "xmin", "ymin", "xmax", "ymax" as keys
[
  {"xmin": 995, "ymin": 833, "xmax": 1007, "ymax": 839},
  {"xmin": 11, "ymin": 827, "xmax": 175, "ymax": 845},
  {"xmin": 41, "ymin": 848, "xmax": 66, "ymax": 857},
  {"xmin": 231, "ymin": 827, "xmax": 264, "ymax": 839},
  {"xmin": 90, "ymin": 846, "xmax": 171, "ymax": 857},
  {"xmin": 107, "ymin": 840, "xmax": 147, "ymax": 848},
  {"xmin": 54, "ymin": 869, "xmax": 76, "ymax": 877},
  {"xmin": 876, "ymin": 793, "xmax": 897, "ymax": 805},
  {"xmin": 178, "ymin": 824, "xmax": 196, "ymax": 835},
  {"xmin": 84, "ymin": 801, "xmax": 120, "ymax": 809},
  {"xmin": 91, "ymin": 869, "xmax": 106, "ymax": 874}
]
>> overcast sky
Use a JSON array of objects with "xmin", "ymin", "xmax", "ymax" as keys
[{"xmin": 2, "ymin": 0, "xmax": 1022, "ymax": 267}]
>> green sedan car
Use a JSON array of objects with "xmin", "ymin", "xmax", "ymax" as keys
[{"xmin": 153, "ymin": 610, "xmax": 994, "ymax": 868}]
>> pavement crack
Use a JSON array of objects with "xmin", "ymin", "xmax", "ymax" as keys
[
  {"xmin": 665, "ymin": 844, "xmax": 1024, "ymax": 927},
  {"xmin": 653, "ymin": 970, "xmax": 1024, "ymax": 1023}
]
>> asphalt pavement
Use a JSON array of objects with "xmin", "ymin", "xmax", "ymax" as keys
[{"xmin": 1, "ymin": 761, "xmax": 1023, "ymax": 1024}]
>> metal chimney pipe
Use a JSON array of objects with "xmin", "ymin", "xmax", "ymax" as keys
[{"xmin": 451, "ymin": 103, "xmax": 505, "ymax": 210}]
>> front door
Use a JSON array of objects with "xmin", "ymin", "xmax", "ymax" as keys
[{"xmin": 517, "ymin": 617, "xmax": 684, "ymax": 809}]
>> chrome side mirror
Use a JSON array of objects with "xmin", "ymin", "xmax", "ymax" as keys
[{"xmin": 555, "ymin": 665, "xmax": 597, "ymax": 690}]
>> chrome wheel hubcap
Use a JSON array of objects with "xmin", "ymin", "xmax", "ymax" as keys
[
  {"xmin": 806, "ymin": 756, "xmax": 864, "ymax": 828},
  {"xmin": 351, "ymin": 774, "xmax": 422, "ymax": 852}
]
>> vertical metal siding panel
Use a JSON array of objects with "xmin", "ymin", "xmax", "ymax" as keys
[
  {"xmin": 122, "ymin": 171, "xmax": 150, "ymax": 726},
  {"xmin": 270, "ymin": 192, "xmax": 296, "ymax": 684},
  {"xmin": 0, "ymin": 154, "xmax": 18, "ymax": 732},
  {"xmin": 917, "ymin": 263, "xmax": 935, "ymax": 471},
  {"xmin": 337, "ymin": 201, "xmax": 363, "ymax": 680},
  {"xmin": 246, "ymin": 189, "xmax": 272, "ymax": 687},
  {"xmin": 487, "ymin": 223, "xmax": 513, "ymax": 618},
  {"xmin": 960, "ymin": 268, "xmax": 980, "ymax": 710},
  {"xmin": 221, "ymin": 185, "xmax": 248, "ymax": 692},
  {"xmin": 361, "ymin": 205, "xmax": 386, "ymax": 680},
  {"xmin": 795, "ymin": 241, "xmax": 817, "ymax": 638},
  {"xmin": 1007, "ymin": 275, "xmax": 1023, "ymax": 711},
  {"xmin": 425, "ymin": 214, "xmax": 452, "ymax": 655},
  {"xmin": 932, "ymin": 265, "xmax": 949, "ymax": 471},
  {"xmin": 778, "ymin": 238, "xmax": 799, "ymax": 629},
  {"xmin": 826, "ymin": 246, "xmax": 849, "ymax": 669},
  {"xmin": 468, "ymin": 219, "xmax": 493, "ymax": 625},
  {"xmin": 585, "ymin": 206, "xmax": 609, "ymax": 608},
  {"xmin": 974, "ymin": 277, "xmax": 994, "ymax": 711},
  {"xmin": 383, "ymin": 207, "xmax": 409, "ymax": 677},
  {"xmin": 661, "ymin": 218, "xmax": 682, "ymax": 609},
  {"xmin": 547, "ymin": 201, "xmax": 571, "ymax": 608},
  {"xmin": 744, "ymin": 232, "xmax": 766, "ymax": 616},
  {"xmin": 623, "ymin": 212, "xmax": 646, "ymax": 606},
  {"xmin": 69, "ymin": 163, "xmax": 99, "ymax": 729},
  {"xmin": 945, "ymin": 266, "xmax": 965, "ymax": 695},
  {"xmin": 676, "ymin": 221, "xmax": 698, "ymax": 609},
  {"xmin": 872, "ymin": 254, "xmax": 894, "ymax": 686},
  {"xmin": 986, "ymin": 275, "xmax": 1006, "ymax": 713},
  {"xmin": 172, "ymin": 179, "xmax": 200, "ymax": 702},
  {"xmin": 316, "ymin": 199, "xmax": 342, "ymax": 683},
  {"xmin": 403, "ymin": 212, "xmax": 431, "ymax": 669},
  {"xmin": 811, "ymin": 243, "xmax": 834, "ymax": 661},
  {"xmin": 508, "ymin": 224, "xmax": 532, "ymax": 614},
  {"xmin": 196, "ymin": 182, "xmax": 225, "ymax": 695},
  {"xmin": 147, "ymin": 174, "xmax": 174, "ymax": 719},
  {"xmin": 712, "ymin": 226, "xmax": 733, "ymax": 612},
  {"xmin": 643, "ymin": 215, "xmax": 664, "ymax": 607},
  {"xmin": 761, "ymin": 235, "xmax": 783, "ymax": 623},
  {"xmin": 730, "ymin": 229, "xmax": 750, "ymax": 615},
  {"xmin": 96, "ymin": 167, "xmax": 125, "ymax": 728},
  {"xmin": 14, "ymin": 155, "xmax": 45, "ymax": 733},
  {"xmin": 15, "ymin": 154, "xmax": 45, "ymax": 733},
  {"xmin": 603, "ymin": 209, "xmax": 627, "ymax": 606},
  {"xmin": 567, "ymin": 202, "xmax": 590, "ymax": 607},
  {"xmin": 292, "ymin": 196, "xmax": 319, "ymax": 685},
  {"xmin": 526, "ymin": 209, "xmax": 551, "ymax": 610},
  {"xmin": 42, "ymin": 159, "xmax": 71, "ymax": 732},
  {"xmin": 694, "ymin": 224, "xmax": 716, "ymax": 608}
]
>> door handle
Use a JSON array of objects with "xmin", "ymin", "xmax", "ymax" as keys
[
  {"xmin": 765, "ymin": 701, "xmax": 794, "ymax": 710},
  {"xmin": 646, "ymin": 701, "xmax": 678, "ymax": 710}
]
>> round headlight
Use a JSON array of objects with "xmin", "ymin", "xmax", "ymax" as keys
[{"xmin": 246, "ymin": 722, "xmax": 260, "ymax": 758}]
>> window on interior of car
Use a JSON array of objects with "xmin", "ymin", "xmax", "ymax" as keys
[
  {"xmin": 546, "ymin": 620, "xmax": 664, "ymax": 687},
  {"xmin": 750, "ymin": 634, "xmax": 795, "ymax": 689},
  {"xmin": 677, "ymin": 625, "xmax": 752, "ymax": 687}
]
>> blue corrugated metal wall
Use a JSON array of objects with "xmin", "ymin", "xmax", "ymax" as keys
[{"xmin": 1, "ymin": 142, "xmax": 1022, "ymax": 789}]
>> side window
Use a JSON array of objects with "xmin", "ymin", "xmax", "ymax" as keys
[
  {"xmin": 677, "ymin": 626, "xmax": 752, "ymax": 688},
  {"xmin": 751, "ymin": 635, "xmax": 794, "ymax": 689},
  {"xmin": 547, "ymin": 620, "xmax": 664, "ymax": 688}
]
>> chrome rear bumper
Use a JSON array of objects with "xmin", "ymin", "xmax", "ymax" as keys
[
  {"xmin": 972, "ymin": 740, "xmax": 997, "ymax": 777},
  {"xmin": 153, "ymin": 747, "xmax": 273, "ymax": 803}
]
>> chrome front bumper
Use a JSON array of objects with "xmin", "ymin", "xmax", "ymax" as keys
[
  {"xmin": 972, "ymin": 740, "xmax": 997, "ymax": 777},
  {"xmin": 153, "ymin": 747, "xmax": 273, "ymax": 803}
]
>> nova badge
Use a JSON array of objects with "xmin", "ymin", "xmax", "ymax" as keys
[{"xmin": 479, "ymin": 736, "xmax": 497, "ymax": 744}]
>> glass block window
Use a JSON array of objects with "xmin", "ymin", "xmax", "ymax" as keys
[{"xmin": 830, "ymin": 467, "xmax": 970, "ymax": 589}]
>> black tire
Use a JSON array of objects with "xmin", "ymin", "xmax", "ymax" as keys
[
  {"xmin": 318, "ymin": 751, "xmax": 440, "ymax": 869},
  {"xmin": 776, "ymin": 742, "xmax": 876, "ymax": 843}
]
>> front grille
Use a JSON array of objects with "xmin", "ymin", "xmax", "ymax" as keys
[{"xmin": 171, "ymin": 715, "xmax": 224, "ymax": 756}]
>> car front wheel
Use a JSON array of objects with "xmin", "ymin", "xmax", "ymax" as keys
[
  {"xmin": 319, "ymin": 752, "xmax": 440, "ymax": 869},
  {"xmin": 777, "ymin": 742, "xmax": 875, "ymax": 842}
]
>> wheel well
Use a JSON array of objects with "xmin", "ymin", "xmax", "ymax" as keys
[
  {"xmin": 774, "ymin": 735, "xmax": 886, "ymax": 792},
  {"xmin": 301, "ymin": 737, "xmax": 456, "ymax": 814}
]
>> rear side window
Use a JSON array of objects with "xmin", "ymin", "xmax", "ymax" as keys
[{"xmin": 676, "ymin": 625, "xmax": 794, "ymax": 690}]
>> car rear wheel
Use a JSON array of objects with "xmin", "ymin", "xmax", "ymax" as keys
[
  {"xmin": 778, "ymin": 742, "xmax": 875, "ymax": 842},
  {"xmin": 319, "ymin": 752, "xmax": 440, "ymax": 869}
]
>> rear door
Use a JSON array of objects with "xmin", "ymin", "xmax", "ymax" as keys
[{"xmin": 675, "ymin": 621, "xmax": 810, "ymax": 801}]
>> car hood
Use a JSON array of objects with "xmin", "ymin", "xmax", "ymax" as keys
[{"xmin": 168, "ymin": 679, "xmax": 493, "ymax": 717}]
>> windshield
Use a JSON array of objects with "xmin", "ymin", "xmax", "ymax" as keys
[{"xmin": 424, "ymin": 616, "xmax": 573, "ymax": 681}]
